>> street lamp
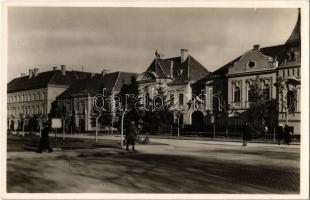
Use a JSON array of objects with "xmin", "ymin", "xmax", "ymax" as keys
[{"xmin": 212, "ymin": 94, "xmax": 221, "ymax": 140}]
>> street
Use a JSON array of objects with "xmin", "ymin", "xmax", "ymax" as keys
[{"xmin": 7, "ymin": 134, "xmax": 300, "ymax": 193}]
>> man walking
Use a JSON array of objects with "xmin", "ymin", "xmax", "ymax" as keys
[
  {"xmin": 126, "ymin": 121, "xmax": 137, "ymax": 151},
  {"xmin": 38, "ymin": 122, "xmax": 53, "ymax": 153}
]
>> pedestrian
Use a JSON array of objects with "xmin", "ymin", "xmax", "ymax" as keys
[
  {"xmin": 242, "ymin": 122, "xmax": 251, "ymax": 146},
  {"xmin": 284, "ymin": 124, "xmax": 292, "ymax": 145},
  {"xmin": 277, "ymin": 124, "xmax": 284, "ymax": 145},
  {"xmin": 126, "ymin": 121, "xmax": 137, "ymax": 151},
  {"xmin": 38, "ymin": 122, "xmax": 53, "ymax": 153}
]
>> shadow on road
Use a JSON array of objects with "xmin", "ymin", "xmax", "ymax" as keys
[{"xmin": 7, "ymin": 148, "xmax": 300, "ymax": 193}]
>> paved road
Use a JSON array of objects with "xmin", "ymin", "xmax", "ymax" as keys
[{"xmin": 7, "ymin": 135, "xmax": 300, "ymax": 193}]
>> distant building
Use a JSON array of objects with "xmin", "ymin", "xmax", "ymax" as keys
[
  {"xmin": 137, "ymin": 49, "xmax": 211, "ymax": 130},
  {"xmin": 57, "ymin": 71, "xmax": 137, "ymax": 132},
  {"xmin": 7, "ymin": 65, "xmax": 91, "ymax": 131}
]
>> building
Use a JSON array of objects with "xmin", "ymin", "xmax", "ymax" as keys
[
  {"xmin": 57, "ymin": 71, "xmax": 137, "ymax": 132},
  {"xmin": 136, "ymin": 49, "xmax": 211, "ymax": 130},
  {"xmin": 7, "ymin": 65, "xmax": 91, "ymax": 131},
  {"xmin": 207, "ymin": 9, "xmax": 301, "ymax": 135}
]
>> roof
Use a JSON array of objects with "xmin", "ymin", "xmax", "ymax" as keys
[
  {"xmin": 57, "ymin": 71, "xmax": 138, "ymax": 99},
  {"xmin": 146, "ymin": 54, "xmax": 210, "ymax": 82},
  {"xmin": 210, "ymin": 9, "xmax": 301, "ymax": 76},
  {"xmin": 285, "ymin": 9, "xmax": 301, "ymax": 47},
  {"xmin": 7, "ymin": 70, "xmax": 91, "ymax": 93}
]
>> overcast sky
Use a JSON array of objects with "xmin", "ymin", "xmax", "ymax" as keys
[{"xmin": 8, "ymin": 7, "xmax": 298, "ymax": 81}]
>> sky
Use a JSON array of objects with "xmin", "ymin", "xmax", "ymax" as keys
[{"xmin": 8, "ymin": 7, "xmax": 298, "ymax": 81}]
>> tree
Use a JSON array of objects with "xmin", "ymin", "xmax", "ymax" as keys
[{"xmin": 247, "ymin": 76, "xmax": 277, "ymax": 137}]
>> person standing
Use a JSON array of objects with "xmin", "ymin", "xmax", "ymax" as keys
[
  {"xmin": 126, "ymin": 121, "xmax": 137, "ymax": 151},
  {"xmin": 242, "ymin": 122, "xmax": 251, "ymax": 146},
  {"xmin": 277, "ymin": 124, "xmax": 284, "ymax": 145},
  {"xmin": 284, "ymin": 124, "xmax": 291, "ymax": 145},
  {"xmin": 38, "ymin": 122, "xmax": 53, "ymax": 153}
]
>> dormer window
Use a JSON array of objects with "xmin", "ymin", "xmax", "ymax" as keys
[
  {"xmin": 290, "ymin": 52, "xmax": 296, "ymax": 61},
  {"xmin": 248, "ymin": 61, "xmax": 255, "ymax": 68}
]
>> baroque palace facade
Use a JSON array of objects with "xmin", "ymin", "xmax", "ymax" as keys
[{"xmin": 7, "ymin": 9, "xmax": 301, "ymax": 135}]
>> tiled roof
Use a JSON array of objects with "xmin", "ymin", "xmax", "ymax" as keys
[
  {"xmin": 57, "ymin": 71, "xmax": 137, "ymax": 99},
  {"xmin": 7, "ymin": 70, "xmax": 91, "ymax": 93},
  {"xmin": 146, "ymin": 55, "xmax": 210, "ymax": 82}
]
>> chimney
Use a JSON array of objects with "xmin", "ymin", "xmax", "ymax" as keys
[
  {"xmin": 21, "ymin": 73, "xmax": 26, "ymax": 77},
  {"xmin": 101, "ymin": 70, "xmax": 108, "ymax": 76},
  {"xmin": 180, "ymin": 49, "xmax": 188, "ymax": 63},
  {"xmin": 53, "ymin": 66, "xmax": 58, "ymax": 71},
  {"xmin": 61, "ymin": 65, "xmax": 66, "ymax": 76},
  {"xmin": 28, "ymin": 69, "xmax": 34, "ymax": 79},
  {"xmin": 253, "ymin": 44, "xmax": 260, "ymax": 51},
  {"xmin": 170, "ymin": 60, "xmax": 174, "ymax": 78},
  {"xmin": 33, "ymin": 68, "xmax": 39, "ymax": 77},
  {"xmin": 155, "ymin": 50, "xmax": 160, "ymax": 59}
]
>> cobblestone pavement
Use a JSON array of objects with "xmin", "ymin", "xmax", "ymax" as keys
[{"xmin": 6, "ymin": 135, "xmax": 300, "ymax": 193}]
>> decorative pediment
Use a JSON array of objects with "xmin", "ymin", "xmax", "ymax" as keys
[{"xmin": 229, "ymin": 50, "xmax": 276, "ymax": 74}]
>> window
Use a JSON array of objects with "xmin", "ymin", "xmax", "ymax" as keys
[
  {"xmin": 42, "ymin": 92, "xmax": 46, "ymax": 100},
  {"xmin": 145, "ymin": 93, "xmax": 150, "ymax": 108},
  {"xmin": 297, "ymin": 68, "xmax": 300, "ymax": 77},
  {"xmin": 292, "ymin": 68, "xmax": 295, "ymax": 76},
  {"xmin": 37, "ymin": 93, "xmax": 40, "ymax": 100},
  {"xmin": 179, "ymin": 93, "xmax": 184, "ymax": 105},
  {"xmin": 248, "ymin": 61, "xmax": 255, "ymax": 68},
  {"xmin": 234, "ymin": 86, "xmax": 241, "ymax": 102},
  {"xmin": 287, "ymin": 91, "xmax": 296, "ymax": 112},
  {"xmin": 287, "ymin": 69, "xmax": 290, "ymax": 76},
  {"xmin": 32, "ymin": 94, "xmax": 35, "ymax": 100},
  {"xmin": 263, "ymin": 85, "xmax": 270, "ymax": 100},
  {"xmin": 290, "ymin": 52, "xmax": 296, "ymax": 61},
  {"xmin": 247, "ymin": 87, "xmax": 255, "ymax": 102}
]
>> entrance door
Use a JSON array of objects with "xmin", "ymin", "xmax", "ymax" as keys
[{"xmin": 191, "ymin": 111, "xmax": 204, "ymax": 132}]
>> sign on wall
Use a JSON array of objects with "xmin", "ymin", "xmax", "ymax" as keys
[{"xmin": 51, "ymin": 118, "xmax": 62, "ymax": 128}]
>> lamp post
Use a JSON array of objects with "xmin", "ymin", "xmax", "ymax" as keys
[{"xmin": 212, "ymin": 94, "xmax": 221, "ymax": 140}]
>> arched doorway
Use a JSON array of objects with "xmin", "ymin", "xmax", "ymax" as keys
[{"xmin": 191, "ymin": 111, "xmax": 204, "ymax": 132}]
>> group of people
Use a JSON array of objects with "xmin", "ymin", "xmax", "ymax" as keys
[{"xmin": 242, "ymin": 122, "xmax": 293, "ymax": 146}]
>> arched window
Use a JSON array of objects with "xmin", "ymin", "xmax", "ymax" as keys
[
  {"xmin": 287, "ymin": 91, "xmax": 296, "ymax": 112},
  {"xmin": 234, "ymin": 86, "xmax": 241, "ymax": 102}
]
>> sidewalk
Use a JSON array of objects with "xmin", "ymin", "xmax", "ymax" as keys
[{"xmin": 38, "ymin": 132, "xmax": 300, "ymax": 148}]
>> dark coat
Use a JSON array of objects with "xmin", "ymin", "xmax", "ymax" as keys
[
  {"xmin": 126, "ymin": 125, "xmax": 137, "ymax": 144},
  {"xmin": 242, "ymin": 124, "xmax": 252, "ymax": 141},
  {"xmin": 39, "ymin": 127, "xmax": 50, "ymax": 150}
]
